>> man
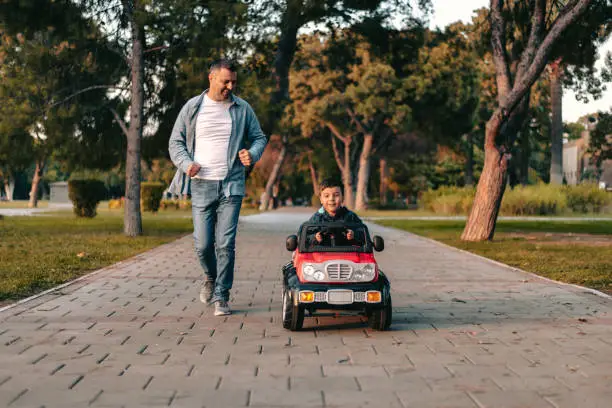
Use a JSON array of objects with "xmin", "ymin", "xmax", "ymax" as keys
[{"xmin": 168, "ymin": 59, "xmax": 268, "ymax": 316}]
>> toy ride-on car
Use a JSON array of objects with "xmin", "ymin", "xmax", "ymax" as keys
[{"xmin": 281, "ymin": 222, "xmax": 391, "ymax": 331}]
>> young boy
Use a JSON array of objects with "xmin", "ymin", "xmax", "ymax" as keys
[
  {"xmin": 281, "ymin": 179, "xmax": 364, "ymax": 277},
  {"xmin": 306, "ymin": 178, "xmax": 363, "ymax": 246}
]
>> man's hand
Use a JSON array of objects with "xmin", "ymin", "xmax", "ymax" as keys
[
  {"xmin": 239, "ymin": 149, "xmax": 252, "ymax": 167},
  {"xmin": 315, "ymin": 232, "xmax": 323, "ymax": 243},
  {"xmin": 187, "ymin": 163, "xmax": 201, "ymax": 177}
]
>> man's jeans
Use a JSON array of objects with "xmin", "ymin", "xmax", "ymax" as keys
[{"xmin": 190, "ymin": 179, "xmax": 242, "ymax": 303}]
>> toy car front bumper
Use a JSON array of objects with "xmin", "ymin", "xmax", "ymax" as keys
[
  {"xmin": 297, "ymin": 288, "xmax": 381, "ymax": 304},
  {"xmin": 283, "ymin": 267, "xmax": 390, "ymax": 311}
]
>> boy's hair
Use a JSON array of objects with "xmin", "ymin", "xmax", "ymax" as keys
[{"xmin": 319, "ymin": 178, "xmax": 343, "ymax": 194}]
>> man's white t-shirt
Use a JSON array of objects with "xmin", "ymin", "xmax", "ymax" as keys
[{"xmin": 193, "ymin": 94, "xmax": 232, "ymax": 180}]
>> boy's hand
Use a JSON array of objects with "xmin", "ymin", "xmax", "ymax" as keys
[
  {"xmin": 315, "ymin": 232, "xmax": 323, "ymax": 243},
  {"xmin": 346, "ymin": 229, "xmax": 354, "ymax": 240}
]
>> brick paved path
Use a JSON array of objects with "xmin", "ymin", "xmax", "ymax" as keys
[{"xmin": 1, "ymin": 209, "xmax": 612, "ymax": 408}]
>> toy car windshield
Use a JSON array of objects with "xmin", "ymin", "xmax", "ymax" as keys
[{"xmin": 298, "ymin": 222, "xmax": 372, "ymax": 253}]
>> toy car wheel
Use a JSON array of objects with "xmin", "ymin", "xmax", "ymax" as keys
[
  {"xmin": 368, "ymin": 298, "xmax": 392, "ymax": 331},
  {"xmin": 282, "ymin": 288, "xmax": 304, "ymax": 331}
]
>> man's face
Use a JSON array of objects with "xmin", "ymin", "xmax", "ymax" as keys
[
  {"xmin": 320, "ymin": 186, "xmax": 343, "ymax": 215},
  {"xmin": 208, "ymin": 68, "xmax": 237, "ymax": 101}
]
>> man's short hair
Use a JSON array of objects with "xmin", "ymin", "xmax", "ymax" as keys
[
  {"xmin": 209, "ymin": 59, "xmax": 237, "ymax": 75},
  {"xmin": 319, "ymin": 178, "xmax": 343, "ymax": 194}
]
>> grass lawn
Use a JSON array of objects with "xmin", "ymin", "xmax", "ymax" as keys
[
  {"xmin": 357, "ymin": 208, "xmax": 612, "ymax": 219},
  {"xmin": 375, "ymin": 219, "xmax": 612, "ymax": 292},
  {"xmin": 0, "ymin": 200, "xmax": 48, "ymax": 208},
  {"xmin": 0, "ymin": 206, "xmax": 260, "ymax": 302}
]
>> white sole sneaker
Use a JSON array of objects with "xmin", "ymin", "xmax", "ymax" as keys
[{"xmin": 214, "ymin": 302, "xmax": 231, "ymax": 316}]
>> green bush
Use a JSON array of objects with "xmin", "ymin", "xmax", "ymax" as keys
[
  {"xmin": 311, "ymin": 193, "xmax": 321, "ymax": 208},
  {"xmin": 160, "ymin": 198, "xmax": 179, "ymax": 210},
  {"xmin": 108, "ymin": 198, "xmax": 123, "ymax": 209},
  {"xmin": 178, "ymin": 198, "xmax": 191, "ymax": 210},
  {"xmin": 141, "ymin": 182, "xmax": 165, "ymax": 212},
  {"xmin": 420, "ymin": 186, "xmax": 475, "ymax": 215},
  {"xmin": 68, "ymin": 180, "xmax": 107, "ymax": 218},
  {"xmin": 500, "ymin": 184, "xmax": 567, "ymax": 216},
  {"xmin": 419, "ymin": 183, "xmax": 612, "ymax": 216},
  {"xmin": 564, "ymin": 184, "xmax": 612, "ymax": 213}
]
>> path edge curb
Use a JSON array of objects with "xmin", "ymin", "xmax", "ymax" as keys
[{"xmin": 0, "ymin": 235, "xmax": 191, "ymax": 315}]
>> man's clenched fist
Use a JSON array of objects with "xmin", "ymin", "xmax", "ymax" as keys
[
  {"xmin": 239, "ymin": 149, "xmax": 252, "ymax": 167},
  {"xmin": 187, "ymin": 163, "xmax": 201, "ymax": 177}
]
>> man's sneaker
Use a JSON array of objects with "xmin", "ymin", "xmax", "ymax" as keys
[
  {"xmin": 200, "ymin": 280, "xmax": 215, "ymax": 304},
  {"xmin": 214, "ymin": 300, "xmax": 231, "ymax": 316}
]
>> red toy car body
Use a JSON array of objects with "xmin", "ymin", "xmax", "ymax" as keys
[{"xmin": 282, "ymin": 222, "xmax": 391, "ymax": 331}]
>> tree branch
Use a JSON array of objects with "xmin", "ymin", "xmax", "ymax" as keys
[
  {"xmin": 48, "ymin": 85, "xmax": 128, "ymax": 110},
  {"xmin": 372, "ymin": 128, "xmax": 392, "ymax": 155},
  {"xmin": 109, "ymin": 107, "xmax": 129, "ymax": 138},
  {"xmin": 490, "ymin": 0, "xmax": 512, "ymax": 104},
  {"xmin": 516, "ymin": 0, "xmax": 546, "ymax": 82},
  {"xmin": 144, "ymin": 45, "xmax": 169, "ymax": 54},
  {"xmin": 331, "ymin": 133, "xmax": 344, "ymax": 171},
  {"xmin": 503, "ymin": 0, "xmax": 592, "ymax": 116},
  {"xmin": 324, "ymin": 121, "xmax": 349, "ymax": 144},
  {"xmin": 346, "ymin": 107, "xmax": 369, "ymax": 135}
]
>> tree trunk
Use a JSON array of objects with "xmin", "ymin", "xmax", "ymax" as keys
[
  {"xmin": 3, "ymin": 173, "xmax": 14, "ymax": 201},
  {"xmin": 465, "ymin": 133, "xmax": 474, "ymax": 186},
  {"xmin": 379, "ymin": 158, "xmax": 387, "ymax": 205},
  {"xmin": 520, "ymin": 130, "xmax": 530, "ymax": 185},
  {"xmin": 461, "ymin": 117, "xmax": 509, "ymax": 241},
  {"xmin": 308, "ymin": 152, "xmax": 319, "ymax": 196},
  {"xmin": 355, "ymin": 133, "xmax": 373, "ymax": 211},
  {"xmin": 342, "ymin": 141, "xmax": 354, "ymax": 209},
  {"xmin": 549, "ymin": 60, "xmax": 564, "ymax": 185},
  {"xmin": 259, "ymin": 139, "xmax": 287, "ymax": 211},
  {"xmin": 28, "ymin": 159, "xmax": 44, "ymax": 208},
  {"xmin": 269, "ymin": 1, "xmax": 301, "ymax": 112},
  {"xmin": 124, "ymin": 4, "xmax": 144, "ymax": 237}
]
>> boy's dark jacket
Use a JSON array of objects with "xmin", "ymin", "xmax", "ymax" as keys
[{"xmin": 307, "ymin": 206, "xmax": 363, "ymax": 224}]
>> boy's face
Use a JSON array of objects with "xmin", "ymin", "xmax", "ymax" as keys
[{"xmin": 320, "ymin": 186, "xmax": 343, "ymax": 215}]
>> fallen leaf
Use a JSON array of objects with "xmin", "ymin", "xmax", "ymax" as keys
[{"xmin": 566, "ymin": 364, "xmax": 579, "ymax": 372}]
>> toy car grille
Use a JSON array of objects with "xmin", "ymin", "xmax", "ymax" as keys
[{"xmin": 325, "ymin": 263, "xmax": 352, "ymax": 280}]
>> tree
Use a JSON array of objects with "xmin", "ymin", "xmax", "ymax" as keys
[
  {"xmin": 461, "ymin": 0, "xmax": 601, "ymax": 242},
  {"xmin": 344, "ymin": 45, "xmax": 410, "ymax": 210},
  {"xmin": 257, "ymin": 0, "xmax": 430, "ymax": 210},
  {"xmin": 547, "ymin": 1, "xmax": 611, "ymax": 184},
  {"xmin": 589, "ymin": 110, "xmax": 612, "ymax": 172},
  {"xmin": 0, "ymin": 0, "xmax": 120, "ymax": 207},
  {"xmin": 403, "ymin": 23, "xmax": 482, "ymax": 188},
  {"xmin": 81, "ymin": 0, "xmax": 169, "ymax": 236}
]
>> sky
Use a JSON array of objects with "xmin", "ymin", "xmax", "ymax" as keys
[{"xmin": 428, "ymin": 0, "xmax": 612, "ymax": 122}]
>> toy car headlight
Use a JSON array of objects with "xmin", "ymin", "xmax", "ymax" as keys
[
  {"xmin": 303, "ymin": 264, "xmax": 315, "ymax": 276},
  {"xmin": 354, "ymin": 263, "xmax": 375, "ymax": 281}
]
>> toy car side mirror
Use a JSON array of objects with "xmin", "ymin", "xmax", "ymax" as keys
[
  {"xmin": 373, "ymin": 235, "xmax": 384, "ymax": 252},
  {"xmin": 286, "ymin": 235, "xmax": 298, "ymax": 251}
]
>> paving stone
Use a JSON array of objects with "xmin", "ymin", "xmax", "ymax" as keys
[{"xmin": 1, "ymin": 209, "xmax": 612, "ymax": 407}]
